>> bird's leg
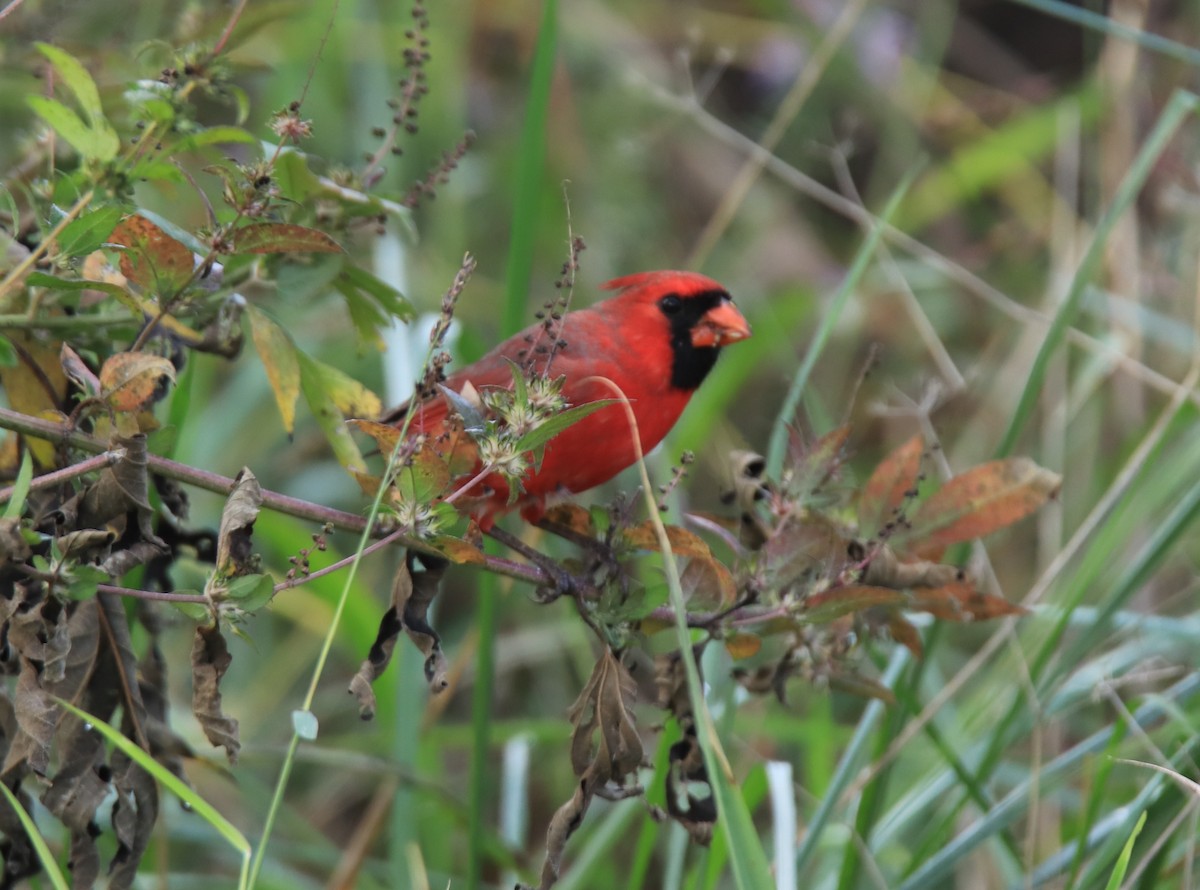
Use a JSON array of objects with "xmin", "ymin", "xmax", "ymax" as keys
[{"xmin": 485, "ymin": 525, "xmax": 583, "ymax": 602}]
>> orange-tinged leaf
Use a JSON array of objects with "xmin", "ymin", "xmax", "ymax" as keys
[
  {"xmin": 622, "ymin": 522, "xmax": 713, "ymax": 559},
  {"xmin": 908, "ymin": 582, "xmax": 1028, "ymax": 622},
  {"xmin": 884, "ymin": 613, "xmax": 924, "ymax": 658},
  {"xmin": 788, "ymin": 424, "xmax": 851, "ymax": 500},
  {"xmin": 859, "ymin": 434, "xmax": 923, "ymax": 535},
  {"xmin": 543, "ymin": 503, "xmax": 596, "ymax": 538},
  {"xmin": 351, "ymin": 469, "xmax": 382, "ymax": 497},
  {"xmin": 109, "ymin": 215, "xmax": 194, "ymax": 295},
  {"xmin": 98, "ymin": 352, "xmax": 174, "ymax": 413},
  {"xmin": 347, "ymin": 418, "xmax": 401, "ymax": 455},
  {"xmin": 233, "ymin": 223, "xmax": 343, "ymax": 255},
  {"xmin": 724, "ymin": 633, "xmax": 761, "ymax": 660},
  {"xmin": 897, "ymin": 457, "xmax": 1061, "ymax": 558},
  {"xmin": 247, "ymin": 305, "xmax": 300, "ymax": 433},
  {"xmin": 430, "ymin": 536, "xmax": 487, "ymax": 565},
  {"xmin": 802, "ymin": 585, "xmax": 907, "ymax": 624}
]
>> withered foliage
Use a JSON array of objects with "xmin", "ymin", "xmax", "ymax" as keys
[
  {"xmin": 350, "ymin": 553, "xmax": 450, "ymax": 720},
  {"xmin": 499, "ymin": 426, "xmax": 1056, "ymax": 886}
]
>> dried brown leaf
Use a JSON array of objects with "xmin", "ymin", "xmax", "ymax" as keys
[
  {"xmin": 191, "ymin": 623, "xmax": 240, "ymax": 762},
  {"xmin": 566, "ymin": 648, "xmax": 642, "ymax": 783},
  {"xmin": 350, "ymin": 556, "xmax": 449, "ymax": 719},
  {"xmin": 860, "ymin": 544, "xmax": 962, "ymax": 590},
  {"xmin": 908, "ymin": 582, "xmax": 1029, "ymax": 622},
  {"xmin": 215, "ymin": 467, "xmax": 262, "ymax": 577}
]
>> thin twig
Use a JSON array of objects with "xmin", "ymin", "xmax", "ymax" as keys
[
  {"xmin": 0, "ymin": 406, "xmax": 554, "ymax": 589},
  {"xmin": 0, "ymin": 450, "xmax": 124, "ymax": 504}
]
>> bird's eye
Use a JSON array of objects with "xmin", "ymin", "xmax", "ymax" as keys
[{"xmin": 659, "ymin": 294, "xmax": 682, "ymax": 314}]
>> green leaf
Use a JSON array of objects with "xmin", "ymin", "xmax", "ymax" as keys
[
  {"xmin": 170, "ymin": 126, "xmax": 259, "ymax": 154},
  {"xmin": 27, "ymin": 96, "xmax": 118, "ymax": 162},
  {"xmin": 65, "ymin": 565, "xmax": 108, "ymax": 601},
  {"xmin": 297, "ymin": 351, "xmax": 370, "ymax": 473},
  {"xmin": 1104, "ymin": 810, "xmax": 1146, "ymax": 890},
  {"xmin": 54, "ymin": 204, "xmax": 124, "ymax": 257},
  {"xmin": 34, "ymin": 43, "xmax": 106, "ymax": 125},
  {"xmin": 505, "ymin": 358, "xmax": 530, "ymax": 406},
  {"xmin": 225, "ymin": 573, "xmax": 274, "ymax": 612},
  {"xmin": 273, "ymin": 149, "xmax": 321, "ymax": 203},
  {"xmin": 338, "ymin": 261, "xmax": 415, "ymax": 321},
  {"xmin": 171, "ymin": 597, "xmax": 210, "ymax": 622},
  {"xmin": 3, "ymin": 451, "xmax": 33, "ymax": 519},
  {"xmin": 0, "ymin": 335, "xmax": 16, "ymax": 368},
  {"xmin": 515, "ymin": 399, "xmax": 617, "ymax": 453}
]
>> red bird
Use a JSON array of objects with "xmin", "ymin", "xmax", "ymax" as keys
[{"xmin": 386, "ymin": 271, "xmax": 750, "ymax": 528}]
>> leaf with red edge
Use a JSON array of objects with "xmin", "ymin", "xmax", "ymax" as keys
[
  {"xmin": 895, "ymin": 457, "xmax": 1061, "ymax": 559},
  {"xmin": 787, "ymin": 424, "xmax": 851, "ymax": 501},
  {"xmin": 233, "ymin": 223, "xmax": 343, "ymax": 255},
  {"xmin": 621, "ymin": 522, "xmax": 713, "ymax": 559},
  {"xmin": 679, "ymin": 556, "xmax": 738, "ymax": 607},
  {"xmin": 802, "ymin": 585, "xmax": 907, "ymax": 624},
  {"xmin": 108, "ymin": 215, "xmax": 194, "ymax": 295},
  {"xmin": 908, "ymin": 582, "xmax": 1028, "ymax": 622},
  {"xmin": 724, "ymin": 633, "xmax": 761, "ymax": 660},
  {"xmin": 99, "ymin": 352, "xmax": 175, "ymax": 413},
  {"xmin": 859, "ymin": 434, "xmax": 923, "ymax": 536}
]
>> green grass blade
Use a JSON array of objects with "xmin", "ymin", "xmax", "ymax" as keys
[
  {"xmin": 995, "ymin": 89, "xmax": 1199, "ymax": 457},
  {"xmin": 466, "ymin": 561, "xmax": 499, "ymax": 890},
  {"xmin": 2, "ymin": 449, "xmax": 32, "ymax": 518},
  {"xmin": 793, "ymin": 648, "xmax": 910, "ymax": 876},
  {"xmin": 766, "ymin": 166, "xmax": 918, "ymax": 476},
  {"xmin": 0, "ymin": 781, "xmax": 69, "ymax": 890},
  {"xmin": 500, "ymin": 0, "xmax": 558, "ymax": 339},
  {"xmin": 1103, "ymin": 810, "xmax": 1146, "ymax": 890},
  {"xmin": 56, "ymin": 699, "xmax": 252, "ymax": 886}
]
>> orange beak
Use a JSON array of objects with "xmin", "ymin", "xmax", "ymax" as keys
[{"xmin": 691, "ymin": 298, "xmax": 751, "ymax": 348}]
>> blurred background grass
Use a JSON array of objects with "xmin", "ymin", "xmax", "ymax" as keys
[{"xmin": 5, "ymin": 0, "xmax": 1200, "ymax": 887}]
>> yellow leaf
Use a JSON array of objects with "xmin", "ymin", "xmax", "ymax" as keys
[{"xmin": 247, "ymin": 305, "xmax": 300, "ymax": 432}]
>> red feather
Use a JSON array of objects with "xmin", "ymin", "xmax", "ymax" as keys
[{"xmin": 389, "ymin": 271, "xmax": 750, "ymax": 528}]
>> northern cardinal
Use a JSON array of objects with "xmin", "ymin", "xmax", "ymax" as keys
[{"xmin": 384, "ymin": 270, "xmax": 750, "ymax": 528}]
